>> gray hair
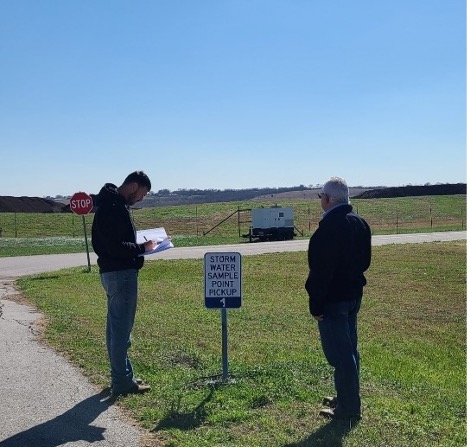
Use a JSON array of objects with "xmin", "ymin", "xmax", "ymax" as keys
[{"xmin": 321, "ymin": 177, "xmax": 350, "ymax": 204}]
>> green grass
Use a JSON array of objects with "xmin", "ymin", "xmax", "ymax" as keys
[
  {"xmin": 0, "ymin": 195, "xmax": 466, "ymax": 257},
  {"xmin": 16, "ymin": 241, "xmax": 466, "ymax": 446},
  {"xmin": 0, "ymin": 237, "xmax": 90, "ymax": 256}
]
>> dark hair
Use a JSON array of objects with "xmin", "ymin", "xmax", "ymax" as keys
[{"xmin": 123, "ymin": 171, "xmax": 151, "ymax": 191}]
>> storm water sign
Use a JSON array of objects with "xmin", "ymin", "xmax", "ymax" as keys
[
  {"xmin": 204, "ymin": 252, "xmax": 242, "ymax": 308},
  {"xmin": 204, "ymin": 252, "xmax": 242, "ymax": 381}
]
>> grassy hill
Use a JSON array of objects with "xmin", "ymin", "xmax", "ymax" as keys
[{"xmin": 0, "ymin": 183, "xmax": 465, "ymax": 212}]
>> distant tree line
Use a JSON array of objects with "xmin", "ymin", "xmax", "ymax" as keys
[{"xmin": 141, "ymin": 185, "xmax": 311, "ymax": 207}]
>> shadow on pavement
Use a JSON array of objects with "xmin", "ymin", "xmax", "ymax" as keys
[{"xmin": 0, "ymin": 389, "xmax": 116, "ymax": 447}]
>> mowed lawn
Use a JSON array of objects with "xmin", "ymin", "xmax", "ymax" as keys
[{"xmin": 17, "ymin": 241, "xmax": 466, "ymax": 447}]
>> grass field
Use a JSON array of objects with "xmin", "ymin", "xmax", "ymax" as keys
[
  {"xmin": 0, "ymin": 195, "xmax": 466, "ymax": 257},
  {"xmin": 16, "ymin": 241, "xmax": 466, "ymax": 447}
]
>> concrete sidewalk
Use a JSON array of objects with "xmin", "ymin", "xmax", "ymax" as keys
[
  {"xmin": 0, "ymin": 231, "xmax": 465, "ymax": 446},
  {"xmin": 0, "ymin": 281, "xmax": 146, "ymax": 447}
]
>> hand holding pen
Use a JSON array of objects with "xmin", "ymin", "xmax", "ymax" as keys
[{"xmin": 143, "ymin": 236, "xmax": 157, "ymax": 252}]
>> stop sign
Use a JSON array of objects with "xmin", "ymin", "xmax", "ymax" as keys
[{"xmin": 70, "ymin": 192, "xmax": 93, "ymax": 215}]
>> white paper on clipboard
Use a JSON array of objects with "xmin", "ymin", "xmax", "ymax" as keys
[{"xmin": 137, "ymin": 228, "xmax": 174, "ymax": 256}]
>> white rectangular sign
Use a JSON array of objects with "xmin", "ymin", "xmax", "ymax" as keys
[{"xmin": 204, "ymin": 252, "xmax": 242, "ymax": 308}]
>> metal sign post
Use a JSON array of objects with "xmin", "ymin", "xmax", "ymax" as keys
[
  {"xmin": 221, "ymin": 308, "xmax": 228, "ymax": 379},
  {"xmin": 81, "ymin": 215, "xmax": 91, "ymax": 272},
  {"xmin": 204, "ymin": 252, "xmax": 242, "ymax": 381}
]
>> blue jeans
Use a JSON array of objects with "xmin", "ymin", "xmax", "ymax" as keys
[
  {"xmin": 100, "ymin": 269, "xmax": 138, "ymax": 393},
  {"xmin": 318, "ymin": 298, "xmax": 361, "ymax": 416}
]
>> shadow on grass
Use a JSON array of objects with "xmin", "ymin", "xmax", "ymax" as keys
[
  {"xmin": 284, "ymin": 418, "xmax": 359, "ymax": 447},
  {"xmin": 30, "ymin": 274, "xmax": 61, "ymax": 281},
  {"xmin": 152, "ymin": 386, "xmax": 216, "ymax": 432}
]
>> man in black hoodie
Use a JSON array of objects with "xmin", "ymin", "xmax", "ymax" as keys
[
  {"xmin": 305, "ymin": 177, "xmax": 371, "ymax": 420},
  {"xmin": 92, "ymin": 171, "xmax": 157, "ymax": 396}
]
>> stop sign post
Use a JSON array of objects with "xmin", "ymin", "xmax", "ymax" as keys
[{"xmin": 70, "ymin": 192, "xmax": 93, "ymax": 271}]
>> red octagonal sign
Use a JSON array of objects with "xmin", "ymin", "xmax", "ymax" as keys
[{"xmin": 70, "ymin": 192, "xmax": 93, "ymax": 215}]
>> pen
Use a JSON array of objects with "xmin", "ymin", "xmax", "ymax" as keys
[{"xmin": 143, "ymin": 236, "xmax": 148, "ymax": 241}]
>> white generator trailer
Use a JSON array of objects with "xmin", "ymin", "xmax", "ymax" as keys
[{"xmin": 250, "ymin": 206, "xmax": 295, "ymax": 241}]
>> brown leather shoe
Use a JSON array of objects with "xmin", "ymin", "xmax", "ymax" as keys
[
  {"xmin": 319, "ymin": 407, "xmax": 361, "ymax": 420},
  {"xmin": 322, "ymin": 396, "xmax": 337, "ymax": 408},
  {"xmin": 112, "ymin": 383, "xmax": 151, "ymax": 396}
]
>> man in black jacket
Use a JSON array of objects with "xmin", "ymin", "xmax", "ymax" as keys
[
  {"xmin": 92, "ymin": 171, "xmax": 157, "ymax": 396},
  {"xmin": 305, "ymin": 177, "xmax": 371, "ymax": 420}
]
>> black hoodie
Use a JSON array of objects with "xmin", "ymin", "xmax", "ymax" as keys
[{"xmin": 91, "ymin": 183, "xmax": 146, "ymax": 273}]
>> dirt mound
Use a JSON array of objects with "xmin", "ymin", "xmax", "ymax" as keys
[
  {"xmin": 355, "ymin": 183, "xmax": 466, "ymax": 199},
  {"xmin": 0, "ymin": 196, "xmax": 67, "ymax": 213}
]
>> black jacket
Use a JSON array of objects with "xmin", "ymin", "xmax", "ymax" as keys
[
  {"xmin": 305, "ymin": 204, "xmax": 371, "ymax": 316},
  {"xmin": 91, "ymin": 183, "xmax": 146, "ymax": 273}
]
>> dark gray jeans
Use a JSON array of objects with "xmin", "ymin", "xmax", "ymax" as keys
[
  {"xmin": 317, "ymin": 298, "xmax": 361, "ymax": 416},
  {"xmin": 100, "ymin": 269, "xmax": 138, "ymax": 394}
]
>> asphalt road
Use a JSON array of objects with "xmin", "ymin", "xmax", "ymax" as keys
[
  {"xmin": 0, "ymin": 231, "xmax": 466, "ymax": 279},
  {"xmin": 0, "ymin": 231, "xmax": 466, "ymax": 446}
]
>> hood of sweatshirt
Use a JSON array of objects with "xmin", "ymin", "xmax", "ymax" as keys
[{"xmin": 93, "ymin": 183, "xmax": 121, "ymax": 207}]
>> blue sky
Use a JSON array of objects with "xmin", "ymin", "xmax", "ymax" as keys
[{"xmin": 0, "ymin": 1, "xmax": 466, "ymax": 197}]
